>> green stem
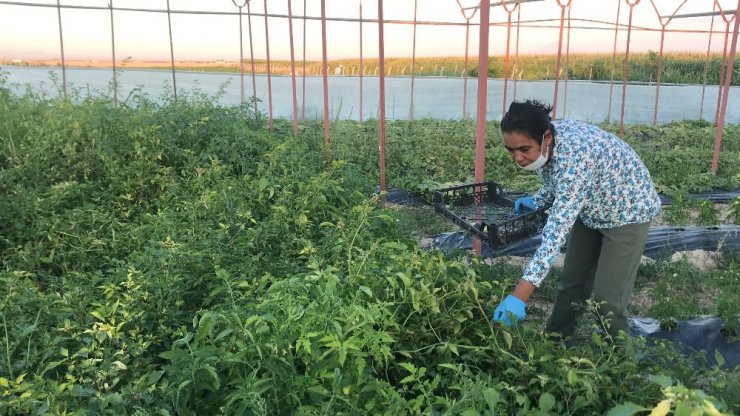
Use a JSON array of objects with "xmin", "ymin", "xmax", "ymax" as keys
[
  {"xmin": 346, "ymin": 208, "xmax": 369, "ymax": 275},
  {"xmin": 2, "ymin": 314, "xmax": 13, "ymax": 379},
  {"xmin": 26, "ymin": 309, "xmax": 41, "ymax": 371}
]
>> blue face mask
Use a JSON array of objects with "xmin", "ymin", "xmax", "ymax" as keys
[{"xmin": 518, "ymin": 133, "xmax": 549, "ymax": 171}]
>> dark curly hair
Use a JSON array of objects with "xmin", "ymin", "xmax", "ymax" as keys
[{"xmin": 500, "ymin": 100, "xmax": 556, "ymax": 144}]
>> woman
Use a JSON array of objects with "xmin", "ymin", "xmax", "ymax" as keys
[{"xmin": 492, "ymin": 100, "xmax": 661, "ymax": 339}]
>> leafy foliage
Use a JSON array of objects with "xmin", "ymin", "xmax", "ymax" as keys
[{"xmin": 0, "ymin": 73, "xmax": 737, "ymax": 415}]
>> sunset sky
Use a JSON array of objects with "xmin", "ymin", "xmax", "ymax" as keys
[{"xmin": 1, "ymin": 0, "xmax": 737, "ymax": 62}]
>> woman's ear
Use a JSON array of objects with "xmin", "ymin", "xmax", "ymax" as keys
[{"xmin": 543, "ymin": 130, "xmax": 554, "ymax": 148}]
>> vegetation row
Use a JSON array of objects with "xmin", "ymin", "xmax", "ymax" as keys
[
  {"xmin": 8, "ymin": 53, "xmax": 740, "ymax": 86},
  {"xmin": 0, "ymin": 74, "xmax": 738, "ymax": 415}
]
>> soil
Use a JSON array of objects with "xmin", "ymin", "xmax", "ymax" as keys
[
  {"xmin": 670, "ymin": 250, "xmax": 722, "ymax": 272},
  {"xmin": 650, "ymin": 203, "xmax": 734, "ymax": 226},
  {"xmin": 630, "ymin": 285, "xmax": 657, "ymax": 316}
]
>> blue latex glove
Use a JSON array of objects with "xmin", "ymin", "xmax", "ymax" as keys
[
  {"xmin": 514, "ymin": 196, "xmax": 536, "ymax": 213},
  {"xmin": 492, "ymin": 295, "xmax": 527, "ymax": 326}
]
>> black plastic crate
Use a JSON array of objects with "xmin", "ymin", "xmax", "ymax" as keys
[{"xmin": 433, "ymin": 181, "xmax": 549, "ymax": 250}]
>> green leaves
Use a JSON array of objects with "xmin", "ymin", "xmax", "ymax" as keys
[
  {"xmin": 649, "ymin": 374, "xmax": 675, "ymax": 389},
  {"xmin": 538, "ymin": 392, "xmax": 556, "ymax": 412},
  {"xmin": 606, "ymin": 402, "xmax": 649, "ymax": 416},
  {"xmin": 1, "ymin": 84, "xmax": 738, "ymax": 415},
  {"xmin": 483, "ymin": 387, "xmax": 502, "ymax": 410}
]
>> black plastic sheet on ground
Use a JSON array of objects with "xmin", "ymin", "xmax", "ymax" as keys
[
  {"xmin": 643, "ymin": 226, "xmax": 740, "ymax": 258},
  {"xmin": 629, "ymin": 317, "xmax": 739, "ymax": 369},
  {"xmin": 429, "ymin": 225, "xmax": 740, "ymax": 259},
  {"xmin": 374, "ymin": 187, "xmax": 426, "ymax": 206},
  {"xmin": 659, "ymin": 189, "xmax": 740, "ymax": 205}
]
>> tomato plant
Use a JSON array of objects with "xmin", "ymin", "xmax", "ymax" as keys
[{"xmin": 0, "ymin": 72, "xmax": 737, "ymax": 415}]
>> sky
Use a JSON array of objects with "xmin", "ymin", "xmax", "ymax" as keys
[{"xmin": 1, "ymin": 0, "xmax": 738, "ymax": 62}]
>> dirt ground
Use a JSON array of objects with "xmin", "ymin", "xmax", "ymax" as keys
[{"xmin": 650, "ymin": 203, "xmax": 734, "ymax": 226}]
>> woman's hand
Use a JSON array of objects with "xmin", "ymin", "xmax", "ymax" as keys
[
  {"xmin": 492, "ymin": 280, "xmax": 536, "ymax": 326},
  {"xmin": 514, "ymin": 196, "xmax": 536, "ymax": 213},
  {"xmin": 492, "ymin": 295, "xmax": 526, "ymax": 326}
]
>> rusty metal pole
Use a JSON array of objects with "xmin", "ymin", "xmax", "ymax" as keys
[
  {"xmin": 513, "ymin": 5, "xmax": 522, "ymax": 101},
  {"xmin": 501, "ymin": 1, "xmax": 519, "ymax": 119},
  {"xmin": 302, "ymin": 0, "xmax": 307, "ymax": 120},
  {"xmin": 378, "ymin": 0, "xmax": 387, "ymax": 192},
  {"xmin": 287, "ymin": 0, "xmax": 299, "ymax": 137},
  {"xmin": 474, "ymin": 0, "xmax": 491, "ymax": 255},
  {"xmin": 246, "ymin": 1, "xmax": 258, "ymax": 117},
  {"xmin": 166, "ymin": 0, "xmax": 177, "ymax": 101},
  {"xmin": 109, "ymin": 0, "xmax": 117, "ymax": 107},
  {"xmin": 463, "ymin": 17, "xmax": 471, "ymax": 119},
  {"xmin": 321, "ymin": 0, "xmax": 331, "ymax": 152},
  {"xmin": 239, "ymin": 5, "xmax": 246, "ymax": 105},
  {"xmin": 711, "ymin": 3, "xmax": 740, "ymax": 174},
  {"xmin": 264, "ymin": 0, "xmax": 274, "ymax": 130},
  {"xmin": 607, "ymin": 0, "xmax": 622, "ymax": 123},
  {"xmin": 648, "ymin": 0, "xmax": 688, "ymax": 126},
  {"xmin": 715, "ymin": 8, "xmax": 734, "ymax": 125},
  {"xmin": 653, "ymin": 25, "xmax": 667, "ymax": 125},
  {"xmin": 619, "ymin": 0, "xmax": 640, "ymax": 137},
  {"xmin": 700, "ymin": 2, "xmax": 717, "ymax": 120},
  {"xmin": 552, "ymin": 0, "xmax": 571, "ymax": 119},
  {"xmin": 359, "ymin": 1, "xmax": 364, "ymax": 122},
  {"xmin": 232, "ymin": 0, "xmax": 247, "ymax": 104},
  {"xmin": 457, "ymin": 0, "xmax": 477, "ymax": 120},
  {"xmin": 56, "ymin": 0, "xmax": 67, "ymax": 98},
  {"xmin": 562, "ymin": 5, "xmax": 572, "ymax": 118},
  {"xmin": 475, "ymin": 0, "xmax": 490, "ymax": 185},
  {"xmin": 409, "ymin": 0, "xmax": 418, "ymax": 122}
]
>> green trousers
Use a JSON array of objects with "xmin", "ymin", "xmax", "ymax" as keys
[{"xmin": 545, "ymin": 219, "xmax": 651, "ymax": 338}]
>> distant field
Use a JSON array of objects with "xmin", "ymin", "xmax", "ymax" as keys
[{"xmin": 3, "ymin": 52, "xmax": 739, "ymax": 85}]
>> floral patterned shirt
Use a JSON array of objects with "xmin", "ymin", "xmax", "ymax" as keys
[{"xmin": 523, "ymin": 120, "xmax": 661, "ymax": 287}]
